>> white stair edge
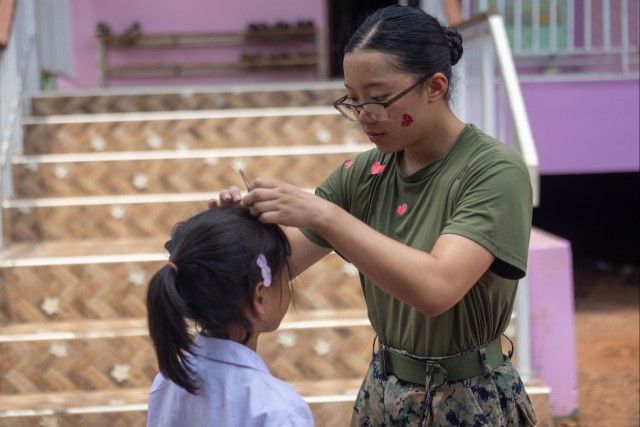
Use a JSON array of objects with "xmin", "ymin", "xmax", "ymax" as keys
[
  {"xmin": 32, "ymin": 79, "xmax": 345, "ymax": 99},
  {"xmin": 2, "ymin": 192, "xmax": 216, "ymax": 209},
  {"xmin": 24, "ymin": 105, "xmax": 342, "ymax": 125},
  {"xmin": 0, "ymin": 309, "xmax": 371, "ymax": 343},
  {"xmin": 13, "ymin": 143, "xmax": 370, "ymax": 164}
]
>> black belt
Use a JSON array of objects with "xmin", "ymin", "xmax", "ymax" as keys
[{"xmin": 379, "ymin": 338, "xmax": 504, "ymax": 388}]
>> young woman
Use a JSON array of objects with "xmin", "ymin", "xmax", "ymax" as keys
[
  {"xmin": 146, "ymin": 206, "xmax": 314, "ymax": 427},
  {"xmin": 218, "ymin": 5, "xmax": 537, "ymax": 426}
]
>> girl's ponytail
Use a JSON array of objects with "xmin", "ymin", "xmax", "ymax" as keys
[{"xmin": 146, "ymin": 264, "xmax": 198, "ymax": 394}]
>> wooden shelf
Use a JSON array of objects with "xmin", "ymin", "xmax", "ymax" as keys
[
  {"xmin": 106, "ymin": 58, "xmax": 319, "ymax": 79},
  {"xmin": 97, "ymin": 28, "xmax": 326, "ymax": 86}
]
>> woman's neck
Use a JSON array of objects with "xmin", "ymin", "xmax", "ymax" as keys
[{"xmin": 401, "ymin": 116, "xmax": 465, "ymax": 175}]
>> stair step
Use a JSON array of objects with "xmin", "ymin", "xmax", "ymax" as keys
[
  {"xmin": 0, "ymin": 379, "xmax": 553, "ymax": 427},
  {"xmin": 0, "ymin": 311, "xmax": 373, "ymax": 394},
  {"xmin": 30, "ymin": 81, "xmax": 346, "ymax": 115},
  {"xmin": 0, "ymin": 238, "xmax": 166, "ymax": 267},
  {"xmin": 0, "ymin": 241, "xmax": 364, "ymax": 323},
  {"xmin": 21, "ymin": 106, "xmax": 364, "ymax": 155},
  {"xmin": 11, "ymin": 146, "xmax": 366, "ymax": 198},
  {"xmin": 0, "ymin": 388, "xmax": 148, "ymax": 416},
  {"xmin": 0, "ymin": 309, "xmax": 370, "ymax": 342},
  {"xmin": 3, "ymin": 197, "xmax": 207, "ymax": 243},
  {"xmin": 0, "ymin": 378, "xmax": 363, "ymax": 427}
]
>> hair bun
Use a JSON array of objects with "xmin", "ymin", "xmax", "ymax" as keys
[{"xmin": 443, "ymin": 26, "xmax": 463, "ymax": 66}]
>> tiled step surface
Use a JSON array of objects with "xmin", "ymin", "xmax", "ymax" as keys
[
  {"xmin": 11, "ymin": 149, "xmax": 365, "ymax": 198},
  {"xmin": 3, "ymin": 198, "xmax": 205, "ymax": 244},
  {"xmin": 21, "ymin": 108, "xmax": 364, "ymax": 155},
  {"xmin": 0, "ymin": 241, "xmax": 363, "ymax": 324},
  {"xmin": 0, "ymin": 380, "xmax": 364, "ymax": 427},
  {"xmin": 0, "ymin": 388, "xmax": 150, "ymax": 427},
  {"xmin": 0, "ymin": 311, "xmax": 373, "ymax": 392},
  {"xmin": 30, "ymin": 82, "xmax": 346, "ymax": 116}
]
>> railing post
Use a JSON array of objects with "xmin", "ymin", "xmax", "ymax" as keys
[{"xmin": 0, "ymin": 0, "xmax": 39, "ymax": 249}]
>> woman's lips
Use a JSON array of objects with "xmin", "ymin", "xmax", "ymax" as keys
[{"xmin": 367, "ymin": 132, "xmax": 383, "ymax": 143}]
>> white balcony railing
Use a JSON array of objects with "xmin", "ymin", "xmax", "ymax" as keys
[{"xmin": 460, "ymin": 0, "xmax": 639, "ymax": 75}]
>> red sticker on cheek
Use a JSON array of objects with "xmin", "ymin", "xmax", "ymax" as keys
[{"xmin": 402, "ymin": 114, "xmax": 414, "ymax": 127}]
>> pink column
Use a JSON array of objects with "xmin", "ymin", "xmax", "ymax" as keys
[{"xmin": 528, "ymin": 227, "xmax": 578, "ymax": 417}]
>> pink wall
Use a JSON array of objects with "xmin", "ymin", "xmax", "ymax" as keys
[
  {"xmin": 522, "ymin": 78, "xmax": 640, "ymax": 175},
  {"xmin": 528, "ymin": 228, "xmax": 577, "ymax": 417},
  {"xmin": 61, "ymin": 0, "xmax": 327, "ymax": 88}
]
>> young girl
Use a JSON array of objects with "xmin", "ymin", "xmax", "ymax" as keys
[
  {"xmin": 219, "ymin": 5, "xmax": 537, "ymax": 426},
  {"xmin": 145, "ymin": 206, "xmax": 314, "ymax": 427}
]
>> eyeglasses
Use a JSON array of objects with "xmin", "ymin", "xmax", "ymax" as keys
[{"xmin": 332, "ymin": 73, "xmax": 433, "ymax": 122}]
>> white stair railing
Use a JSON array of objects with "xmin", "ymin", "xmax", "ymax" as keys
[
  {"xmin": 455, "ymin": 13, "xmax": 540, "ymax": 207},
  {"xmin": 0, "ymin": 0, "xmax": 71, "ymax": 249},
  {"xmin": 0, "ymin": 0, "xmax": 39, "ymax": 249}
]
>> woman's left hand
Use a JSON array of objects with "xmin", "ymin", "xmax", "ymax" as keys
[{"xmin": 242, "ymin": 178, "xmax": 333, "ymax": 229}]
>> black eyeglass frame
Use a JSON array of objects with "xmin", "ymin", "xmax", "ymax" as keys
[{"xmin": 332, "ymin": 72, "xmax": 434, "ymax": 122}]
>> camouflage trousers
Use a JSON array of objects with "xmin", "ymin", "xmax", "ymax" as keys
[{"xmin": 350, "ymin": 352, "xmax": 537, "ymax": 426}]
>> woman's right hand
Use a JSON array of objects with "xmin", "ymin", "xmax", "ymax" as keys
[{"xmin": 209, "ymin": 185, "xmax": 244, "ymax": 209}]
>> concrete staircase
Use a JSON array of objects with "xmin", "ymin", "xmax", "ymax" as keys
[{"xmin": 0, "ymin": 81, "xmax": 552, "ymax": 426}]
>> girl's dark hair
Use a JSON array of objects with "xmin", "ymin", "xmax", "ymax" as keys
[
  {"xmin": 146, "ymin": 205, "xmax": 291, "ymax": 394},
  {"xmin": 345, "ymin": 5, "xmax": 463, "ymax": 99}
]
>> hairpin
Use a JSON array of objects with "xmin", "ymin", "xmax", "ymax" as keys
[
  {"xmin": 256, "ymin": 254, "xmax": 272, "ymax": 287},
  {"xmin": 167, "ymin": 261, "xmax": 178, "ymax": 273}
]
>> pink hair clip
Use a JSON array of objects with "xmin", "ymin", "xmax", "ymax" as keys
[{"xmin": 256, "ymin": 254, "xmax": 272, "ymax": 287}]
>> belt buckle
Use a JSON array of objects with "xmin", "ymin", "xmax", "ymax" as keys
[
  {"xmin": 425, "ymin": 361, "xmax": 447, "ymax": 388},
  {"xmin": 379, "ymin": 342, "xmax": 389, "ymax": 374}
]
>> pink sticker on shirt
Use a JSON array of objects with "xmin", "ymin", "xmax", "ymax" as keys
[
  {"xmin": 371, "ymin": 162, "xmax": 385, "ymax": 175},
  {"xmin": 344, "ymin": 159, "xmax": 354, "ymax": 168},
  {"xmin": 397, "ymin": 203, "xmax": 408, "ymax": 216}
]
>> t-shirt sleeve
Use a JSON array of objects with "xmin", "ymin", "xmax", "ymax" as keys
[
  {"xmin": 441, "ymin": 148, "xmax": 533, "ymax": 279},
  {"xmin": 299, "ymin": 154, "xmax": 370, "ymax": 249}
]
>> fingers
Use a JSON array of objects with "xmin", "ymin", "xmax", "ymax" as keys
[{"xmin": 216, "ymin": 185, "xmax": 244, "ymax": 207}]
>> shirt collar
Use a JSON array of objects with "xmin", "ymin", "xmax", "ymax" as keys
[{"xmin": 192, "ymin": 334, "xmax": 270, "ymax": 374}]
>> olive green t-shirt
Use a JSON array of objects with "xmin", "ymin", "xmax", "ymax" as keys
[{"xmin": 300, "ymin": 124, "xmax": 533, "ymax": 356}]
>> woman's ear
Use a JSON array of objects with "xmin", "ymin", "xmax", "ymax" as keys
[{"xmin": 427, "ymin": 72, "xmax": 449, "ymax": 101}]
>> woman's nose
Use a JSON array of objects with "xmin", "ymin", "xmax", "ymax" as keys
[{"xmin": 356, "ymin": 107, "xmax": 375, "ymax": 124}]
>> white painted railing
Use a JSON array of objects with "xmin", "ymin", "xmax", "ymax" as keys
[
  {"xmin": 0, "ymin": 0, "xmax": 71, "ymax": 249},
  {"xmin": 455, "ymin": 13, "xmax": 540, "ymax": 207},
  {"xmin": 460, "ymin": 0, "xmax": 639, "ymax": 75},
  {"xmin": 454, "ymin": 13, "xmax": 539, "ymax": 382},
  {"xmin": 0, "ymin": 0, "xmax": 39, "ymax": 249}
]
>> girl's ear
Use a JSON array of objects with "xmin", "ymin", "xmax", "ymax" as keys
[
  {"xmin": 251, "ymin": 282, "xmax": 269, "ymax": 317},
  {"xmin": 427, "ymin": 72, "xmax": 449, "ymax": 102}
]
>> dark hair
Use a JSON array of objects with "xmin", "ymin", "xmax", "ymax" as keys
[
  {"xmin": 345, "ymin": 5, "xmax": 463, "ymax": 99},
  {"xmin": 146, "ymin": 205, "xmax": 291, "ymax": 394}
]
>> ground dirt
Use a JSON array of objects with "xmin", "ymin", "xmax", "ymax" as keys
[
  {"xmin": 558, "ymin": 260, "xmax": 640, "ymax": 427},
  {"xmin": 533, "ymin": 174, "xmax": 639, "ymax": 427}
]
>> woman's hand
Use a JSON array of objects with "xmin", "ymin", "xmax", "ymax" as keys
[
  {"xmin": 242, "ymin": 178, "xmax": 334, "ymax": 229},
  {"xmin": 209, "ymin": 185, "xmax": 244, "ymax": 209}
]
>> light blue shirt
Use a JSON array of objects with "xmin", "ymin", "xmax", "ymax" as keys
[{"xmin": 147, "ymin": 335, "xmax": 314, "ymax": 427}]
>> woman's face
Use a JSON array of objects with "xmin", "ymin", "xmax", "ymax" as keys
[{"xmin": 342, "ymin": 50, "xmax": 429, "ymax": 153}]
